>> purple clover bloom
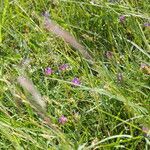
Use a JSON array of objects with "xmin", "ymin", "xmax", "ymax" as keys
[
  {"xmin": 44, "ymin": 67, "xmax": 53, "ymax": 75},
  {"xmin": 72, "ymin": 77, "xmax": 80, "ymax": 86},
  {"xmin": 58, "ymin": 115, "xmax": 67, "ymax": 124},
  {"xmin": 119, "ymin": 15, "xmax": 126, "ymax": 23},
  {"xmin": 144, "ymin": 23, "xmax": 150, "ymax": 27},
  {"xmin": 59, "ymin": 64, "xmax": 69, "ymax": 71}
]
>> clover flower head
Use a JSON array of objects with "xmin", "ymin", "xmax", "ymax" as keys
[
  {"xmin": 119, "ymin": 15, "xmax": 126, "ymax": 23},
  {"xmin": 59, "ymin": 64, "xmax": 69, "ymax": 71},
  {"xmin": 72, "ymin": 77, "xmax": 80, "ymax": 86},
  {"xmin": 45, "ymin": 67, "xmax": 53, "ymax": 75},
  {"xmin": 58, "ymin": 115, "xmax": 68, "ymax": 124}
]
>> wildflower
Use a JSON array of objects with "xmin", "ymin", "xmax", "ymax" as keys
[
  {"xmin": 59, "ymin": 64, "xmax": 69, "ymax": 71},
  {"xmin": 44, "ymin": 67, "xmax": 53, "ymax": 75},
  {"xmin": 144, "ymin": 23, "xmax": 150, "ymax": 27},
  {"xmin": 58, "ymin": 115, "xmax": 67, "ymax": 124},
  {"xmin": 119, "ymin": 15, "xmax": 126, "ymax": 23},
  {"xmin": 106, "ymin": 51, "xmax": 113, "ymax": 59},
  {"xmin": 72, "ymin": 77, "xmax": 81, "ymax": 86}
]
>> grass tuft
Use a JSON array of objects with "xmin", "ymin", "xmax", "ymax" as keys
[{"xmin": 0, "ymin": 0, "xmax": 150, "ymax": 149}]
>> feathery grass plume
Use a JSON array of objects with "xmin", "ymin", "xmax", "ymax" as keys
[
  {"xmin": 43, "ymin": 11, "xmax": 93, "ymax": 61},
  {"xmin": 17, "ymin": 76, "xmax": 46, "ymax": 112},
  {"xmin": 17, "ymin": 77, "xmax": 72, "ymax": 146}
]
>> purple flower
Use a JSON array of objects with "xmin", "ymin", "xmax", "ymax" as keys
[
  {"xmin": 119, "ymin": 15, "xmax": 126, "ymax": 23},
  {"xmin": 106, "ymin": 51, "xmax": 113, "ymax": 59},
  {"xmin": 44, "ymin": 67, "xmax": 53, "ymax": 75},
  {"xmin": 144, "ymin": 23, "xmax": 150, "ymax": 27},
  {"xmin": 58, "ymin": 115, "xmax": 67, "ymax": 124},
  {"xmin": 59, "ymin": 64, "xmax": 69, "ymax": 71},
  {"xmin": 72, "ymin": 77, "xmax": 81, "ymax": 86}
]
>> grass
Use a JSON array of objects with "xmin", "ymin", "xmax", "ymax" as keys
[{"xmin": 0, "ymin": 0, "xmax": 150, "ymax": 149}]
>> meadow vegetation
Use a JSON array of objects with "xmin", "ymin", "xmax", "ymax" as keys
[{"xmin": 0, "ymin": 0, "xmax": 150, "ymax": 149}]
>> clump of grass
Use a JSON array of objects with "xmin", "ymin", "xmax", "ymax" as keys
[{"xmin": 0, "ymin": 0, "xmax": 150, "ymax": 149}]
